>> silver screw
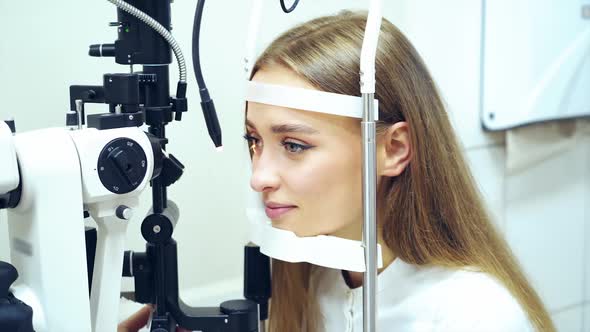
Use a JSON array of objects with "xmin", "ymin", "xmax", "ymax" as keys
[{"xmin": 153, "ymin": 225, "xmax": 161, "ymax": 234}]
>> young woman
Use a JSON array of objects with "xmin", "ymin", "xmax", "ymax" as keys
[
  {"xmin": 121, "ymin": 10, "xmax": 555, "ymax": 332},
  {"xmin": 244, "ymin": 10, "xmax": 554, "ymax": 332}
]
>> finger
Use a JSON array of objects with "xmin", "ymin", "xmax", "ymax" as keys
[{"xmin": 119, "ymin": 305, "xmax": 153, "ymax": 332}]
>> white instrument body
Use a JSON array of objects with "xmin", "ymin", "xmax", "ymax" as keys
[{"xmin": 2, "ymin": 122, "xmax": 154, "ymax": 332}]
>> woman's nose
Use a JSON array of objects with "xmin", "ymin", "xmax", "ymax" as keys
[{"xmin": 250, "ymin": 154, "xmax": 280, "ymax": 193}]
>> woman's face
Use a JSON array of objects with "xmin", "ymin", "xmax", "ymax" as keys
[{"xmin": 246, "ymin": 65, "xmax": 363, "ymax": 239}]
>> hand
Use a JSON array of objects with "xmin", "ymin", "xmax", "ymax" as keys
[
  {"xmin": 117, "ymin": 304, "xmax": 191, "ymax": 332},
  {"xmin": 118, "ymin": 305, "xmax": 152, "ymax": 332}
]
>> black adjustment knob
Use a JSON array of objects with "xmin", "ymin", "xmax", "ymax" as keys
[
  {"xmin": 116, "ymin": 205, "xmax": 133, "ymax": 220},
  {"xmin": 98, "ymin": 138, "xmax": 148, "ymax": 194},
  {"xmin": 108, "ymin": 148, "xmax": 140, "ymax": 186},
  {"xmin": 141, "ymin": 214, "xmax": 173, "ymax": 244},
  {"xmin": 89, "ymin": 43, "xmax": 116, "ymax": 57}
]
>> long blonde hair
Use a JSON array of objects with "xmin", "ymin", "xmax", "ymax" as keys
[{"xmin": 251, "ymin": 11, "xmax": 555, "ymax": 332}]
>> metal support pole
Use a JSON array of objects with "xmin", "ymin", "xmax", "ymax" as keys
[{"xmin": 362, "ymin": 92, "xmax": 377, "ymax": 332}]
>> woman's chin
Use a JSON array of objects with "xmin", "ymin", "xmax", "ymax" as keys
[
  {"xmin": 271, "ymin": 219, "xmax": 294, "ymax": 231},
  {"xmin": 271, "ymin": 220, "xmax": 310, "ymax": 237}
]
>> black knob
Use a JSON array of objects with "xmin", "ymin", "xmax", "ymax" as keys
[
  {"xmin": 141, "ymin": 214, "xmax": 173, "ymax": 244},
  {"xmin": 108, "ymin": 148, "xmax": 138, "ymax": 186},
  {"xmin": 97, "ymin": 138, "xmax": 148, "ymax": 194},
  {"xmin": 89, "ymin": 43, "xmax": 116, "ymax": 57}
]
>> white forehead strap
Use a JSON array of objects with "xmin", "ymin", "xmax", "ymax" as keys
[{"xmin": 246, "ymin": 81, "xmax": 379, "ymax": 119}]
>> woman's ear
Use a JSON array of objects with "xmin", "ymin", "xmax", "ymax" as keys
[{"xmin": 377, "ymin": 122, "xmax": 412, "ymax": 177}]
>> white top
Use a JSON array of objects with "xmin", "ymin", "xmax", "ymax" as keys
[{"xmin": 313, "ymin": 258, "xmax": 534, "ymax": 332}]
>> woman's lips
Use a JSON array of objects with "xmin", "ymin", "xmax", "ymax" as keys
[{"xmin": 264, "ymin": 205, "xmax": 296, "ymax": 220}]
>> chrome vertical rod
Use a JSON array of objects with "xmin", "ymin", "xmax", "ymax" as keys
[{"xmin": 362, "ymin": 92, "xmax": 377, "ymax": 332}]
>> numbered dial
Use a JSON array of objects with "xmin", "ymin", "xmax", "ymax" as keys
[{"xmin": 97, "ymin": 138, "xmax": 148, "ymax": 194}]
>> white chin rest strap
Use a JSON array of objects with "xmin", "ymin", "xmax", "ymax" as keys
[{"xmin": 247, "ymin": 207, "xmax": 383, "ymax": 272}]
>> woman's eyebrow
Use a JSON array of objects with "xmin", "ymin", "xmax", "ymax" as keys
[
  {"xmin": 271, "ymin": 124, "xmax": 319, "ymax": 134},
  {"xmin": 245, "ymin": 119, "xmax": 318, "ymax": 134}
]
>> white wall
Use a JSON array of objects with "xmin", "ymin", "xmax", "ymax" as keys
[
  {"xmin": 391, "ymin": 2, "xmax": 590, "ymax": 330},
  {"xmin": 1, "ymin": 1, "xmax": 589, "ymax": 330}
]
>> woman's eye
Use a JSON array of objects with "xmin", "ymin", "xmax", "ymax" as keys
[
  {"xmin": 243, "ymin": 134, "xmax": 262, "ymax": 154},
  {"xmin": 243, "ymin": 133, "xmax": 260, "ymax": 145},
  {"xmin": 282, "ymin": 141, "xmax": 311, "ymax": 154}
]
